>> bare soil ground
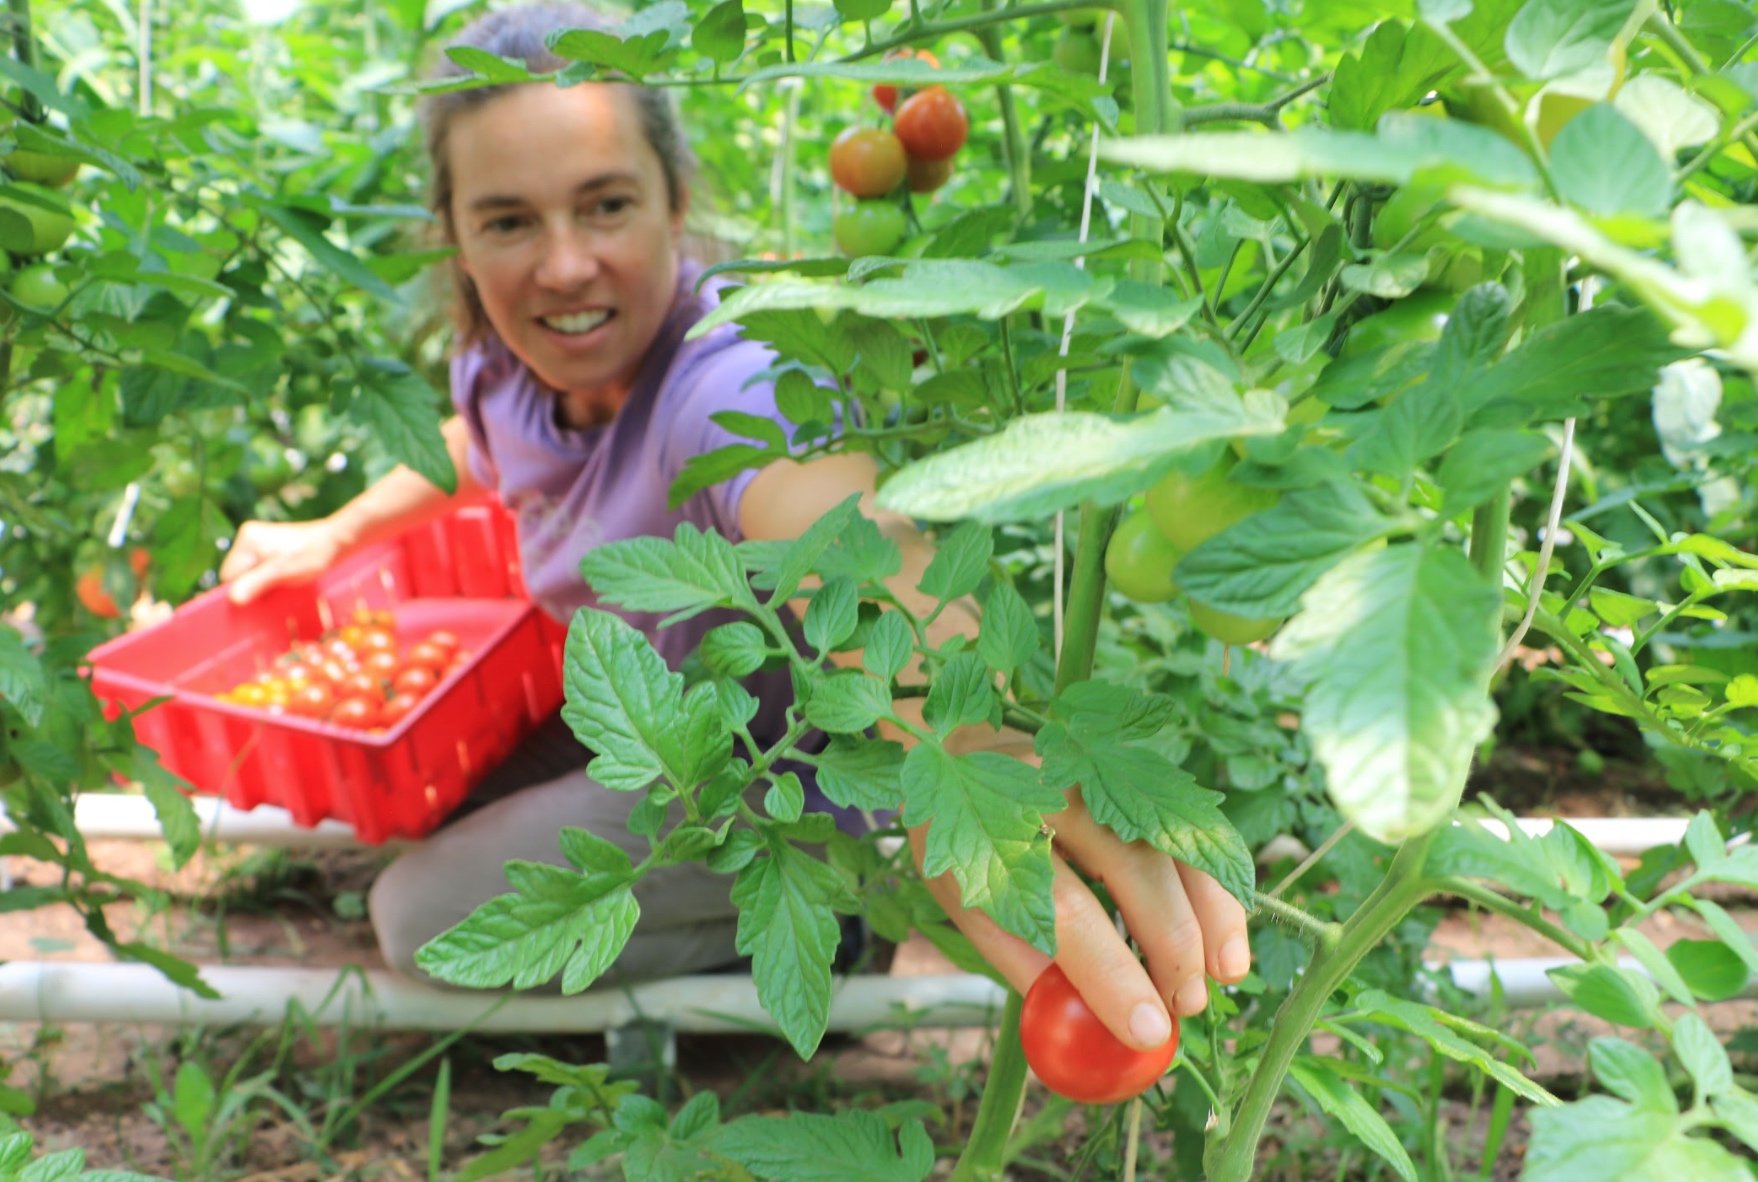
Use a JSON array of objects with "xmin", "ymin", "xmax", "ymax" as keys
[{"xmin": 4, "ymin": 771, "xmax": 1755, "ymax": 1180}]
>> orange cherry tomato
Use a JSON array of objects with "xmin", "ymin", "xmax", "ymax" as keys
[
  {"xmin": 339, "ymin": 671, "xmax": 383, "ymax": 702},
  {"xmin": 393, "ymin": 666, "xmax": 438, "ymax": 697},
  {"xmin": 423, "ymin": 630, "xmax": 460, "ymax": 658},
  {"xmin": 873, "ymin": 47, "xmax": 938, "ymax": 113},
  {"xmin": 289, "ymin": 681, "xmax": 336, "ymax": 719},
  {"xmin": 363, "ymin": 650, "xmax": 401, "ymax": 680},
  {"xmin": 329, "ymin": 696, "xmax": 382, "ymax": 730},
  {"xmin": 404, "ymin": 641, "xmax": 450, "ymax": 674},
  {"xmin": 380, "ymin": 692, "xmax": 422, "ymax": 728},
  {"xmin": 359, "ymin": 628, "xmax": 396, "ymax": 653}
]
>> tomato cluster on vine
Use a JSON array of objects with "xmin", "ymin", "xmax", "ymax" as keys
[
  {"xmin": 213, "ymin": 608, "xmax": 470, "ymax": 731},
  {"xmin": 827, "ymin": 48, "xmax": 969, "ymax": 257},
  {"xmin": 1105, "ymin": 456, "xmax": 1287, "ymax": 646}
]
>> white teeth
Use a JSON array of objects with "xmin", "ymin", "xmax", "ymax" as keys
[{"xmin": 542, "ymin": 309, "xmax": 610, "ymax": 334}]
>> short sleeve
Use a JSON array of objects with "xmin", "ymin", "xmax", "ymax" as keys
[
  {"xmin": 657, "ymin": 337, "xmax": 789, "ymax": 539},
  {"xmin": 448, "ymin": 343, "xmax": 503, "ymax": 491}
]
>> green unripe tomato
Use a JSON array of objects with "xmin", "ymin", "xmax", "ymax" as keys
[
  {"xmin": 7, "ymin": 150, "xmax": 79, "ymax": 187},
  {"xmin": 1145, "ymin": 459, "xmax": 1278, "ymax": 553},
  {"xmin": 9, "ymin": 262, "xmax": 67, "ymax": 309},
  {"xmin": 0, "ymin": 183, "xmax": 75, "ymax": 255},
  {"xmin": 1104, "ymin": 508, "xmax": 1184, "ymax": 603},
  {"xmin": 1340, "ymin": 288, "xmax": 1452, "ymax": 358},
  {"xmin": 833, "ymin": 201, "xmax": 907, "ymax": 257},
  {"xmin": 1053, "ymin": 28, "xmax": 1103, "ymax": 74},
  {"xmin": 1188, "ymin": 599, "xmax": 1281, "ymax": 646}
]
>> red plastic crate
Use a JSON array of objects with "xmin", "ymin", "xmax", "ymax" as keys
[{"xmin": 87, "ymin": 502, "xmax": 568, "ymax": 844}]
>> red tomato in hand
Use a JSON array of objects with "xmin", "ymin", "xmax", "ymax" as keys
[
  {"xmin": 893, "ymin": 87, "xmax": 968, "ymax": 162},
  {"xmin": 1020, "ymin": 964, "xmax": 1178, "ymax": 1105},
  {"xmin": 829, "ymin": 127, "xmax": 907, "ymax": 198}
]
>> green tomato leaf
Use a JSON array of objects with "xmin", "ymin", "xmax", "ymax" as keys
[
  {"xmin": 801, "ymin": 672, "xmax": 893, "ymax": 735},
  {"xmin": 809, "ymin": 737, "xmax": 904, "ymax": 812},
  {"xmin": 692, "ymin": 0, "xmax": 746, "ymax": 64},
  {"xmin": 804, "ymin": 577, "xmax": 860, "ymax": 654},
  {"xmin": 1328, "ymin": 20, "xmax": 1458, "ymax": 132},
  {"xmin": 770, "ymin": 495, "xmax": 864, "ymax": 605},
  {"xmin": 1673, "ymin": 1012, "xmax": 1735, "ymax": 1100},
  {"xmin": 250, "ymin": 198, "xmax": 399, "ymax": 301},
  {"xmin": 560, "ymin": 609, "xmax": 682, "ymax": 791},
  {"xmin": 352, "ymin": 361, "xmax": 456, "ymax": 495},
  {"xmin": 415, "ymin": 869, "xmax": 638, "ymax": 993},
  {"xmin": 978, "ymin": 581, "xmax": 1039, "ymax": 676},
  {"xmin": 1037, "ymin": 681, "xmax": 1255, "ymax": 904},
  {"xmin": 1711, "ymin": 1089, "xmax": 1758, "ymax": 1155},
  {"xmin": 712, "ymin": 1110, "xmax": 934, "ymax": 1182},
  {"xmin": 1459, "ymin": 305, "xmax": 1688, "ymax": 420},
  {"xmin": 1527, "ymin": 1094, "xmax": 1751, "ymax": 1182},
  {"xmin": 1287, "ymin": 1058, "xmax": 1418, "ymax": 1182},
  {"xmin": 1668, "ymin": 939, "xmax": 1750, "ymax": 1003},
  {"xmin": 923, "ymin": 652, "xmax": 998, "ymax": 736},
  {"xmin": 1269, "ymin": 544, "xmax": 1501, "ymax": 842},
  {"xmin": 134, "ymin": 748, "xmax": 200, "ymax": 870},
  {"xmin": 901, "ymin": 744, "xmax": 1063, "ymax": 953},
  {"xmin": 700, "ymin": 622, "xmax": 769, "ymax": 678},
  {"xmin": 876, "ymin": 390, "xmax": 1283, "ymax": 523},
  {"xmin": 1547, "ymin": 962, "xmax": 1662, "ymax": 1028},
  {"xmin": 863, "ymin": 611, "xmax": 915, "ymax": 683},
  {"xmin": 1352, "ymin": 990, "xmax": 1557, "ymax": 1105},
  {"xmin": 0, "ymin": 626, "xmax": 45, "ymax": 727},
  {"xmin": 1504, "ymin": 0, "xmax": 1636, "ymax": 82},
  {"xmin": 1550, "ymin": 103, "xmax": 1673, "ymax": 217},
  {"xmin": 581, "ymin": 523, "xmax": 756, "ymax": 619},
  {"xmin": 1589, "ymin": 1037, "xmax": 1677, "ymax": 1112},
  {"xmin": 918, "ymin": 521, "xmax": 994, "ymax": 603},
  {"xmin": 732, "ymin": 840, "xmax": 853, "ymax": 1058},
  {"xmin": 1438, "ymin": 429, "xmax": 1554, "ymax": 515}
]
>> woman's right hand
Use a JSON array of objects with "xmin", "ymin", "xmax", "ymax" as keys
[{"xmin": 220, "ymin": 518, "xmax": 351, "ymax": 605}]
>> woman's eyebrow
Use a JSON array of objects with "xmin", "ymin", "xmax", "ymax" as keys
[{"xmin": 465, "ymin": 173, "xmax": 642, "ymax": 213}]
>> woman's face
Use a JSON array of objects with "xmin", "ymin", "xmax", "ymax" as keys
[{"xmin": 447, "ymin": 83, "xmax": 684, "ymax": 417}]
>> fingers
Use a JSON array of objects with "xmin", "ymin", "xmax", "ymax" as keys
[
  {"xmin": 1050, "ymin": 798, "xmax": 1253, "ymax": 1022},
  {"xmin": 909, "ymin": 827, "xmax": 1052, "ymax": 992},
  {"xmin": 1045, "ymin": 857, "xmax": 1175, "ymax": 1052}
]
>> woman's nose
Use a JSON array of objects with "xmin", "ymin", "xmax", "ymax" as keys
[{"xmin": 534, "ymin": 223, "xmax": 600, "ymax": 289}]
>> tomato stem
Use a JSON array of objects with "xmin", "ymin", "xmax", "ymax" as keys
[
  {"xmin": 947, "ymin": 991, "xmax": 1029, "ymax": 1181},
  {"xmin": 1204, "ymin": 831, "xmax": 1437, "ymax": 1182},
  {"xmin": 973, "ymin": 5, "xmax": 1031, "ymax": 220},
  {"xmin": 1469, "ymin": 486, "xmax": 1510, "ymax": 586}
]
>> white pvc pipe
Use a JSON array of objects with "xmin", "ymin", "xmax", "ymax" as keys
[
  {"xmin": 33, "ymin": 795, "xmax": 1702, "ymax": 857},
  {"xmin": 0, "ymin": 963, "xmax": 1006, "ymax": 1032},
  {"xmin": 1, "ymin": 955, "xmax": 1744, "ymax": 1031},
  {"xmin": 0, "ymin": 795, "xmax": 387, "ymax": 850}
]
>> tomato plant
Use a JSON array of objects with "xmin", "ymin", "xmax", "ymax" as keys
[
  {"xmin": 1103, "ymin": 507, "xmax": 1181, "ymax": 603},
  {"xmin": 828, "ymin": 126, "xmax": 906, "ymax": 198},
  {"xmin": 872, "ymin": 48, "xmax": 938, "ymax": 114}
]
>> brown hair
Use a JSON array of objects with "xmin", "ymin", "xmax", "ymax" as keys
[{"xmin": 420, "ymin": 3, "xmax": 696, "ymax": 343}]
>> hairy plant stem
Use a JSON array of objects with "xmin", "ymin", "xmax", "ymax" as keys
[
  {"xmin": 974, "ymin": 8, "xmax": 1031, "ymax": 220},
  {"xmin": 1432, "ymin": 876, "xmax": 1593, "ymax": 961},
  {"xmin": 947, "ymin": 992, "xmax": 1031, "ymax": 1182},
  {"xmin": 1204, "ymin": 831, "xmax": 1438, "ymax": 1182},
  {"xmin": 946, "ymin": 4, "xmax": 1170, "ymax": 1176}
]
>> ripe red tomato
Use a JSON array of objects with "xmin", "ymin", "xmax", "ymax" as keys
[
  {"xmin": 423, "ymin": 629, "xmax": 460, "ymax": 658},
  {"xmin": 829, "ymin": 127, "xmax": 907, "ymax": 198},
  {"xmin": 363, "ymin": 650, "xmax": 401, "ymax": 680},
  {"xmin": 339, "ymin": 671, "xmax": 383, "ymax": 702},
  {"xmin": 380, "ymin": 692, "xmax": 422, "ymax": 728},
  {"xmin": 404, "ymin": 641, "xmax": 449, "ymax": 673},
  {"xmin": 832, "ymin": 201, "xmax": 908, "ymax": 257},
  {"xmin": 893, "ymin": 87, "xmax": 968, "ymax": 163},
  {"xmin": 872, "ymin": 47, "xmax": 938, "ymax": 113},
  {"xmin": 393, "ymin": 666, "xmax": 438, "ymax": 697},
  {"xmin": 289, "ymin": 681, "xmax": 335, "ymax": 720},
  {"xmin": 74, "ymin": 569, "xmax": 121, "ymax": 619},
  {"xmin": 906, "ymin": 154, "xmax": 953, "ymax": 194},
  {"xmin": 1020, "ymin": 964, "xmax": 1178, "ymax": 1105},
  {"xmin": 329, "ymin": 696, "xmax": 382, "ymax": 730}
]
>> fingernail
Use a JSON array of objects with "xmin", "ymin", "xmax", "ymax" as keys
[
  {"xmin": 1174, "ymin": 975, "xmax": 1208, "ymax": 1016},
  {"xmin": 1129, "ymin": 1002, "xmax": 1172, "ymax": 1048},
  {"xmin": 1220, "ymin": 935, "xmax": 1250, "ymax": 980}
]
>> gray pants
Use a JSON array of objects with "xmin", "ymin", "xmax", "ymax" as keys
[{"xmin": 368, "ymin": 715, "xmax": 742, "ymax": 988}]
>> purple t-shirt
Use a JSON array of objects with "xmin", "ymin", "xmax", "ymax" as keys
[{"xmin": 451, "ymin": 266, "xmax": 800, "ymax": 748}]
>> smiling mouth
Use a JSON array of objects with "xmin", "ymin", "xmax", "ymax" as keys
[{"xmin": 541, "ymin": 309, "xmax": 612, "ymax": 335}]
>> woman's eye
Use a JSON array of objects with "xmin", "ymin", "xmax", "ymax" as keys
[
  {"xmin": 482, "ymin": 214, "xmax": 528, "ymax": 235},
  {"xmin": 593, "ymin": 196, "xmax": 633, "ymax": 218}
]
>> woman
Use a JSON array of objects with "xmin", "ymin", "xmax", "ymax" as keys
[{"xmin": 220, "ymin": 2, "xmax": 1246, "ymax": 1058}]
